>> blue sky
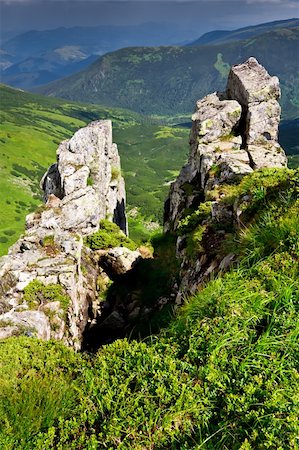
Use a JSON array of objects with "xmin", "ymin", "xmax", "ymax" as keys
[{"xmin": 1, "ymin": 0, "xmax": 298, "ymax": 37}]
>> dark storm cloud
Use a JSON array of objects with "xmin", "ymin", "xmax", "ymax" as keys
[{"xmin": 0, "ymin": 0, "xmax": 298, "ymax": 36}]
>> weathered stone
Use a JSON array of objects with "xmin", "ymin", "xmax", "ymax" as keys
[
  {"xmin": 0, "ymin": 120, "xmax": 128, "ymax": 350},
  {"xmin": 164, "ymin": 58, "xmax": 287, "ymax": 303},
  {"xmin": 99, "ymin": 247, "xmax": 142, "ymax": 278},
  {"xmin": 247, "ymin": 143, "xmax": 287, "ymax": 168},
  {"xmin": 226, "ymin": 58, "xmax": 283, "ymax": 154},
  {"xmin": 226, "ymin": 57, "xmax": 280, "ymax": 105},
  {"xmin": 41, "ymin": 120, "xmax": 127, "ymax": 234},
  {"xmin": 192, "ymin": 93, "xmax": 242, "ymax": 143},
  {"xmin": 0, "ymin": 310, "xmax": 51, "ymax": 340}
]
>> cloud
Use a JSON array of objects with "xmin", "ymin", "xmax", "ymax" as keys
[{"xmin": 1, "ymin": 0, "xmax": 298, "ymax": 2}]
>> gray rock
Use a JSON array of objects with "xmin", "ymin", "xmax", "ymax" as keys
[
  {"xmin": 0, "ymin": 120, "xmax": 128, "ymax": 350},
  {"xmin": 192, "ymin": 93, "xmax": 241, "ymax": 144},
  {"xmin": 226, "ymin": 57, "xmax": 280, "ymax": 105},
  {"xmin": 99, "ymin": 247, "xmax": 142, "ymax": 278},
  {"xmin": 164, "ymin": 58, "xmax": 287, "ymax": 303},
  {"xmin": 0, "ymin": 310, "xmax": 51, "ymax": 340}
]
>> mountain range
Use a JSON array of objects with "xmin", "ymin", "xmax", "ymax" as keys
[
  {"xmin": 0, "ymin": 22, "xmax": 194, "ymax": 88},
  {"xmin": 38, "ymin": 21, "xmax": 299, "ymax": 119}
]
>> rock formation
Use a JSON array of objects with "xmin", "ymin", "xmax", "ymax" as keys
[
  {"xmin": 0, "ymin": 120, "xmax": 128, "ymax": 349},
  {"xmin": 164, "ymin": 58, "xmax": 287, "ymax": 302}
]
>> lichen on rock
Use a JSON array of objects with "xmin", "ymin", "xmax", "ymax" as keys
[
  {"xmin": 164, "ymin": 58, "xmax": 287, "ymax": 303},
  {"xmin": 0, "ymin": 120, "xmax": 128, "ymax": 349}
]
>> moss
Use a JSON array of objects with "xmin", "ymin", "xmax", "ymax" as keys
[
  {"xmin": 23, "ymin": 280, "xmax": 70, "ymax": 314},
  {"xmin": 87, "ymin": 175, "xmax": 93, "ymax": 186},
  {"xmin": 85, "ymin": 219, "xmax": 137, "ymax": 251},
  {"xmin": 186, "ymin": 224, "xmax": 207, "ymax": 258},
  {"xmin": 0, "ymin": 319, "xmax": 14, "ymax": 328},
  {"xmin": 178, "ymin": 201, "xmax": 212, "ymax": 235},
  {"xmin": 111, "ymin": 166, "xmax": 121, "ymax": 181},
  {"xmin": 220, "ymin": 132, "xmax": 236, "ymax": 141}
]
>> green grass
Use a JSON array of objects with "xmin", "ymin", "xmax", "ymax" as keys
[
  {"xmin": 0, "ymin": 168, "xmax": 298, "ymax": 449},
  {"xmin": 114, "ymin": 124, "xmax": 188, "ymax": 224},
  {"xmin": 85, "ymin": 219, "xmax": 137, "ymax": 251},
  {"xmin": 0, "ymin": 85, "xmax": 188, "ymax": 254}
]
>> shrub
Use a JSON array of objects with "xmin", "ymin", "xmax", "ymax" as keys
[
  {"xmin": 23, "ymin": 280, "xmax": 70, "ymax": 313},
  {"xmin": 111, "ymin": 166, "xmax": 121, "ymax": 181},
  {"xmin": 177, "ymin": 201, "xmax": 212, "ymax": 235},
  {"xmin": 85, "ymin": 219, "xmax": 137, "ymax": 251},
  {"xmin": 0, "ymin": 338, "xmax": 85, "ymax": 450}
]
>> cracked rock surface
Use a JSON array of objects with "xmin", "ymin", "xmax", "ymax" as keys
[
  {"xmin": 0, "ymin": 120, "xmax": 127, "ymax": 349},
  {"xmin": 164, "ymin": 57, "xmax": 287, "ymax": 232},
  {"xmin": 164, "ymin": 58, "xmax": 287, "ymax": 303}
]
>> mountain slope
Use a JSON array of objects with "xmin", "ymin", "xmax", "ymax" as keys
[
  {"xmin": 1, "ymin": 23, "xmax": 194, "ymax": 60},
  {"xmin": 1, "ymin": 167, "xmax": 298, "ymax": 449},
  {"xmin": 38, "ymin": 27, "xmax": 299, "ymax": 119},
  {"xmin": 0, "ymin": 85, "xmax": 188, "ymax": 254},
  {"xmin": 0, "ymin": 22, "xmax": 195, "ymax": 89},
  {"xmin": 1, "ymin": 53, "xmax": 99, "ymax": 89},
  {"xmin": 188, "ymin": 17, "xmax": 299, "ymax": 45}
]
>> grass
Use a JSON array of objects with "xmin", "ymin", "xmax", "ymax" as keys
[
  {"xmin": 85, "ymin": 219, "xmax": 137, "ymax": 251},
  {"xmin": 0, "ymin": 168, "xmax": 298, "ymax": 448}
]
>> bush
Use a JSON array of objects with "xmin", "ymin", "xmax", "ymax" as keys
[
  {"xmin": 85, "ymin": 219, "xmax": 137, "ymax": 251},
  {"xmin": 23, "ymin": 280, "xmax": 70, "ymax": 313},
  {"xmin": 177, "ymin": 201, "xmax": 212, "ymax": 235},
  {"xmin": 0, "ymin": 338, "xmax": 86, "ymax": 450}
]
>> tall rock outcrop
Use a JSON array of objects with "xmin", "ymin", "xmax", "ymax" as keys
[
  {"xmin": 164, "ymin": 58, "xmax": 287, "ymax": 302},
  {"xmin": 0, "ymin": 120, "xmax": 127, "ymax": 349}
]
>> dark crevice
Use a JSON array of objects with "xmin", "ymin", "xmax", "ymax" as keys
[
  {"xmin": 113, "ymin": 199, "xmax": 127, "ymax": 234},
  {"xmin": 236, "ymin": 105, "xmax": 248, "ymax": 150},
  {"xmin": 82, "ymin": 234, "xmax": 179, "ymax": 353},
  {"xmin": 246, "ymin": 149, "xmax": 257, "ymax": 170}
]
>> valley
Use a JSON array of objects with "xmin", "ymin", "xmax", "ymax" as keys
[
  {"xmin": 0, "ymin": 57, "xmax": 298, "ymax": 449},
  {"xmin": 0, "ymin": 85, "xmax": 188, "ymax": 254}
]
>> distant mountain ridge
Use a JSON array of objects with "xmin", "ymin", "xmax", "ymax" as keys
[
  {"xmin": 0, "ymin": 22, "xmax": 195, "ymax": 88},
  {"xmin": 38, "ymin": 25, "xmax": 299, "ymax": 120},
  {"xmin": 188, "ymin": 17, "xmax": 299, "ymax": 45}
]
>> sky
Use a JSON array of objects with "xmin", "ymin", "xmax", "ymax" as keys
[{"xmin": 0, "ymin": 0, "xmax": 298, "ymax": 38}]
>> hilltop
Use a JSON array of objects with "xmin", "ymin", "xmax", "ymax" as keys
[
  {"xmin": 0, "ymin": 22, "xmax": 195, "ymax": 89},
  {"xmin": 188, "ymin": 17, "xmax": 299, "ymax": 45}
]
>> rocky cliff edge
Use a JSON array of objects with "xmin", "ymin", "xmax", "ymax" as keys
[
  {"xmin": 164, "ymin": 58, "xmax": 287, "ymax": 303},
  {"xmin": 0, "ymin": 120, "xmax": 128, "ymax": 349}
]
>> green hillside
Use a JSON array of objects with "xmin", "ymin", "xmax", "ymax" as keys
[
  {"xmin": 0, "ymin": 85, "xmax": 188, "ymax": 254},
  {"xmin": 39, "ymin": 27, "xmax": 299, "ymax": 119},
  {"xmin": 1, "ymin": 167, "xmax": 298, "ymax": 449}
]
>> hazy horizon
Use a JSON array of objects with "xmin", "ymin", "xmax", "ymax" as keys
[{"xmin": 1, "ymin": 0, "xmax": 298, "ymax": 41}]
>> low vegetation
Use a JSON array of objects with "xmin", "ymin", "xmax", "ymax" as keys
[
  {"xmin": 23, "ymin": 280, "xmax": 70, "ymax": 314},
  {"xmin": 0, "ymin": 167, "xmax": 298, "ymax": 449},
  {"xmin": 85, "ymin": 219, "xmax": 137, "ymax": 251}
]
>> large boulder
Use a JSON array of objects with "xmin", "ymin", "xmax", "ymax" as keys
[{"xmin": 41, "ymin": 120, "xmax": 127, "ymax": 234}]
